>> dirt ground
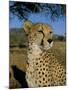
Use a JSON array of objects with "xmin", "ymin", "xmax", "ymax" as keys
[{"xmin": 9, "ymin": 41, "xmax": 66, "ymax": 88}]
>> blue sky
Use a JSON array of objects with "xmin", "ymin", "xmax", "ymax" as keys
[{"xmin": 9, "ymin": 13, "xmax": 66, "ymax": 35}]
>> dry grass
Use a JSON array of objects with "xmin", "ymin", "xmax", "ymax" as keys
[
  {"xmin": 10, "ymin": 47, "xmax": 27, "ymax": 72},
  {"xmin": 51, "ymin": 41, "xmax": 66, "ymax": 66}
]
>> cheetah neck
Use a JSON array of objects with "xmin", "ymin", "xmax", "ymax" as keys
[
  {"xmin": 29, "ymin": 43, "xmax": 43, "ymax": 54},
  {"xmin": 27, "ymin": 43, "xmax": 42, "ymax": 60}
]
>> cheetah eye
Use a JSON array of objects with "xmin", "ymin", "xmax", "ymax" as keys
[
  {"xmin": 38, "ymin": 30, "xmax": 43, "ymax": 33},
  {"xmin": 38, "ymin": 30, "xmax": 45, "ymax": 37}
]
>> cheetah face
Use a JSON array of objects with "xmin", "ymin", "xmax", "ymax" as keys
[{"xmin": 24, "ymin": 21, "xmax": 53, "ymax": 50}]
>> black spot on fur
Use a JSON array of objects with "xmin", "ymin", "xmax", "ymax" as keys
[
  {"xmin": 36, "ymin": 63, "xmax": 38, "ymax": 65},
  {"xmin": 39, "ymin": 76, "xmax": 41, "ymax": 78},
  {"xmin": 45, "ymin": 74, "xmax": 47, "ymax": 77},
  {"xmin": 39, "ymin": 85, "xmax": 41, "ymax": 87},
  {"xmin": 42, "ymin": 72, "xmax": 44, "ymax": 75},
  {"xmin": 39, "ymin": 80, "xmax": 41, "ymax": 83},
  {"xmin": 48, "ymin": 84, "xmax": 51, "ymax": 86},
  {"xmin": 48, "ymin": 79, "xmax": 50, "ymax": 81},
  {"xmin": 43, "ymin": 85, "xmax": 47, "ymax": 87},
  {"xmin": 39, "ymin": 72, "xmax": 41, "ymax": 74},
  {"xmin": 40, "ymin": 61, "xmax": 42, "ymax": 63},
  {"xmin": 40, "ymin": 53, "xmax": 42, "ymax": 56},
  {"xmin": 46, "ymin": 69, "xmax": 48, "ymax": 71},
  {"xmin": 43, "ymin": 64, "xmax": 45, "ymax": 65},
  {"xmin": 40, "ymin": 65, "xmax": 42, "ymax": 67},
  {"xmin": 43, "ymin": 68, "xmax": 45, "ymax": 70},
  {"xmin": 43, "ymin": 78, "xmax": 45, "ymax": 81}
]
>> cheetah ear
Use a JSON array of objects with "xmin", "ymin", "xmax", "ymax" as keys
[{"xmin": 23, "ymin": 20, "xmax": 33, "ymax": 35}]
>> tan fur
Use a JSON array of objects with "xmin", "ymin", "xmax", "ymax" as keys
[{"xmin": 23, "ymin": 21, "xmax": 66, "ymax": 87}]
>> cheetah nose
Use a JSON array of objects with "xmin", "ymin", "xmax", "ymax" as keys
[{"xmin": 47, "ymin": 39, "xmax": 52, "ymax": 44}]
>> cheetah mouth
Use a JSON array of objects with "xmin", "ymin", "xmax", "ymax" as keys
[{"xmin": 40, "ymin": 41, "xmax": 53, "ymax": 50}]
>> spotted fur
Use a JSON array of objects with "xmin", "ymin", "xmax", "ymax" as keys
[{"xmin": 23, "ymin": 21, "xmax": 66, "ymax": 87}]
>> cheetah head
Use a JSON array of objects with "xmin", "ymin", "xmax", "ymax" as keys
[{"xmin": 23, "ymin": 20, "xmax": 53, "ymax": 50}]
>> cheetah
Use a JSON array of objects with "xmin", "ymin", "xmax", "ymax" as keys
[{"xmin": 23, "ymin": 20, "xmax": 66, "ymax": 87}]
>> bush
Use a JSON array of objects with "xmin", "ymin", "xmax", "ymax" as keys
[{"xmin": 57, "ymin": 36, "xmax": 65, "ymax": 41}]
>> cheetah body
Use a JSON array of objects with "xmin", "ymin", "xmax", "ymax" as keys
[{"xmin": 23, "ymin": 21, "xmax": 66, "ymax": 87}]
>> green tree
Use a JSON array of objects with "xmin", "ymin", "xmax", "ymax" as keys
[
  {"xmin": 9, "ymin": 1, "xmax": 66, "ymax": 20},
  {"xmin": 57, "ymin": 36, "xmax": 65, "ymax": 41}
]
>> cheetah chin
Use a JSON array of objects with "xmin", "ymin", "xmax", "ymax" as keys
[{"xmin": 40, "ymin": 41, "xmax": 53, "ymax": 51}]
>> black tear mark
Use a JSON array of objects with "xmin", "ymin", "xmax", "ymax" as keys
[{"xmin": 41, "ymin": 39, "xmax": 44, "ymax": 46}]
